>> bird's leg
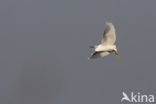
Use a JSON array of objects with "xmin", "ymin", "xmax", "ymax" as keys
[{"xmin": 113, "ymin": 50, "xmax": 121, "ymax": 59}]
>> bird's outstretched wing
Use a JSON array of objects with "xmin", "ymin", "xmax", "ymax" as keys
[{"xmin": 101, "ymin": 22, "xmax": 116, "ymax": 45}]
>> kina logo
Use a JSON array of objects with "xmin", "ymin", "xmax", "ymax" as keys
[{"xmin": 121, "ymin": 92, "xmax": 154, "ymax": 103}]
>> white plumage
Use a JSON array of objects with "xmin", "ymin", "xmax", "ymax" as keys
[{"xmin": 89, "ymin": 22, "xmax": 121, "ymax": 59}]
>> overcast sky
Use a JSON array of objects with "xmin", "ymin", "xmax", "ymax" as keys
[{"xmin": 0, "ymin": 0, "xmax": 156, "ymax": 104}]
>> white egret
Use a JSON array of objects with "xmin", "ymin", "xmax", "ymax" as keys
[{"xmin": 89, "ymin": 22, "xmax": 121, "ymax": 59}]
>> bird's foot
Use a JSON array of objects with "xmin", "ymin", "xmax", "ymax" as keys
[{"xmin": 116, "ymin": 55, "xmax": 121, "ymax": 59}]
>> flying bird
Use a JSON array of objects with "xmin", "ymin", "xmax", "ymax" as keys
[{"xmin": 89, "ymin": 22, "xmax": 121, "ymax": 59}]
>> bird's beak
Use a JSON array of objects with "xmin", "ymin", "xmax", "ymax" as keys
[{"xmin": 89, "ymin": 46, "xmax": 94, "ymax": 49}]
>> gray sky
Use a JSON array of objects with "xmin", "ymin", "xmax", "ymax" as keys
[{"xmin": 0, "ymin": 0, "xmax": 156, "ymax": 104}]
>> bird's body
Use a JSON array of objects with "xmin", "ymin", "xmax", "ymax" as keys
[
  {"xmin": 89, "ymin": 22, "xmax": 121, "ymax": 59},
  {"xmin": 95, "ymin": 44, "xmax": 117, "ymax": 52}
]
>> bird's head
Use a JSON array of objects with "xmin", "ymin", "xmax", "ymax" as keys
[{"xmin": 89, "ymin": 45, "xmax": 97, "ymax": 49}]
